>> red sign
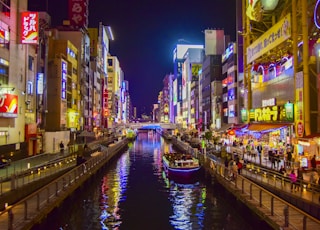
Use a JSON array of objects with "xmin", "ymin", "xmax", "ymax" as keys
[
  {"xmin": 68, "ymin": 0, "xmax": 89, "ymax": 28},
  {"xmin": 297, "ymin": 121, "xmax": 304, "ymax": 137},
  {"xmin": 0, "ymin": 94, "xmax": 18, "ymax": 117},
  {"xmin": 20, "ymin": 12, "xmax": 39, "ymax": 44},
  {"xmin": 228, "ymin": 130, "xmax": 235, "ymax": 135}
]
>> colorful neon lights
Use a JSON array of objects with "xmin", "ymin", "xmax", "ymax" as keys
[{"xmin": 314, "ymin": 0, "xmax": 320, "ymax": 29}]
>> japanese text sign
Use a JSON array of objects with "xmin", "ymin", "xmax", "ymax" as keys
[
  {"xmin": 68, "ymin": 0, "xmax": 88, "ymax": 28},
  {"xmin": 20, "ymin": 12, "xmax": 39, "ymax": 44}
]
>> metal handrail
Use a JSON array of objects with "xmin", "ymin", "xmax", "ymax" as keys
[
  {"xmin": 211, "ymin": 160, "xmax": 320, "ymax": 229},
  {"xmin": 0, "ymin": 140, "xmax": 127, "ymax": 230}
]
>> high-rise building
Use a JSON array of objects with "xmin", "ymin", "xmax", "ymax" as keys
[
  {"xmin": 107, "ymin": 56, "xmax": 122, "ymax": 128},
  {"xmin": 172, "ymin": 44, "xmax": 204, "ymax": 126}
]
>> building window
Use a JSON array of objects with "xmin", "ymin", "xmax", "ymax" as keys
[
  {"xmin": 27, "ymin": 81, "xmax": 33, "ymax": 95},
  {"xmin": 0, "ymin": 58, "xmax": 9, "ymax": 85},
  {"xmin": 0, "ymin": 0, "xmax": 10, "ymax": 18},
  {"xmin": 108, "ymin": 58, "xmax": 113, "ymax": 67},
  {"xmin": 28, "ymin": 56, "xmax": 34, "ymax": 71}
]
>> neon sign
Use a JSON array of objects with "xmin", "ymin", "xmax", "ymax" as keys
[
  {"xmin": 0, "ymin": 94, "xmax": 18, "ymax": 117},
  {"xmin": 61, "ymin": 61, "xmax": 67, "ymax": 99},
  {"xmin": 20, "ymin": 12, "xmax": 39, "ymax": 44},
  {"xmin": 314, "ymin": 0, "xmax": 320, "ymax": 29}
]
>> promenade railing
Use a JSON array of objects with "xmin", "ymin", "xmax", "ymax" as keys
[
  {"xmin": 0, "ymin": 140, "xmax": 127, "ymax": 230},
  {"xmin": 210, "ymin": 159, "xmax": 320, "ymax": 229}
]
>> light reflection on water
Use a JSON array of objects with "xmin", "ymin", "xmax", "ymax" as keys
[{"xmin": 33, "ymin": 132, "xmax": 271, "ymax": 230}]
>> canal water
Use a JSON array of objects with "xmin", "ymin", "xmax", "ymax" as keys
[{"xmin": 32, "ymin": 132, "xmax": 271, "ymax": 230}]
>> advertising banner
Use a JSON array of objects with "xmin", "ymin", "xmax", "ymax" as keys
[
  {"xmin": 0, "ymin": 20, "xmax": 9, "ymax": 46},
  {"xmin": 20, "ymin": 12, "xmax": 39, "ymax": 44},
  {"xmin": 0, "ymin": 94, "xmax": 18, "ymax": 117},
  {"xmin": 295, "ymin": 71, "xmax": 304, "ymax": 137},
  {"xmin": 68, "ymin": 0, "xmax": 88, "ymax": 28},
  {"xmin": 61, "ymin": 60, "xmax": 67, "ymax": 100},
  {"xmin": 247, "ymin": 13, "xmax": 291, "ymax": 63}
]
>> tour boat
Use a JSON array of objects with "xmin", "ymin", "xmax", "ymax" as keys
[{"xmin": 162, "ymin": 152, "xmax": 201, "ymax": 178}]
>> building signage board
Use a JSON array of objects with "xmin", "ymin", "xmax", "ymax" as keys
[
  {"xmin": 61, "ymin": 61, "xmax": 67, "ymax": 100},
  {"xmin": 0, "ymin": 94, "xmax": 18, "ymax": 117},
  {"xmin": 68, "ymin": 0, "xmax": 89, "ymax": 28},
  {"xmin": 37, "ymin": 73, "xmax": 43, "ymax": 95},
  {"xmin": 295, "ymin": 71, "xmax": 304, "ymax": 137},
  {"xmin": 222, "ymin": 43, "xmax": 235, "ymax": 63},
  {"xmin": 20, "ymin": 12, "xmax": 39, "ymax": 44},
  {"xmin": 0, "ymin": 20, "xmax": 10, "ymax": 46},
  {"xmin": 248, "ymin": 104, "xmax": 294, "ymax": 123},
  {"xmin": 247, "ymin": 13, "xmax": 291, "ymax": 63}
]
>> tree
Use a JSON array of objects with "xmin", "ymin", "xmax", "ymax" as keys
[{"xmin": 204, "ymin": 131, "xmax": 212, "ymax": 141}]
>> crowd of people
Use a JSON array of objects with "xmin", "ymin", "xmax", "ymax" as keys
[{"xmin": 218, "ymin": 140, "xmax": 320, "ymax": 191}]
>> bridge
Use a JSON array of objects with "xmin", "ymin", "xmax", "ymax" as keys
[{"xmin": 115, "ymin": 122, "xmax": 178, "ymax": 131}]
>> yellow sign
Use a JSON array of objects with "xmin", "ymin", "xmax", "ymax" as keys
[
  {"xmin": 247, "ymin": 13, "xmax": 291, "ymax": 63},
  {"xmin": 295, "ymin": 72, "xmax": 304, "ymax": 137}
]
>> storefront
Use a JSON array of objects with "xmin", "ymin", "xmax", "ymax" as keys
[{"xmin": 293, "ymin": 135, "xmax": 320, "ymax": 169}]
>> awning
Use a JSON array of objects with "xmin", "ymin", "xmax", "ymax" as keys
[
  {"xmin": 215, "ymin": 123, "xmax": 233, "ymax": 133},
  {"xmin": 245, "ymin": 123, "xmax": 288, "ymax": 133}
]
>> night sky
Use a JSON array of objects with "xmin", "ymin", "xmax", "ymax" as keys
[{"xmin": 28, "ymin": 0, "xmax": 236, "ymax": 117}]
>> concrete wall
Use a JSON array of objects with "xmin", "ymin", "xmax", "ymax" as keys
[{"xmin": 44, "ymin": 131, "xmax": 70, "ymax": 153}]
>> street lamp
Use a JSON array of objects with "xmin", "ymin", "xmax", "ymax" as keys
[{"xmin": 260, "ymin": 0, "xmax": 279, "ymax": 11}]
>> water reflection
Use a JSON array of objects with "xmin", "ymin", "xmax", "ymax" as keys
[
  {"xmin": 99, "ymin": 151, "xmax": 130, "ymax": 229},
  {"xmin": 33, "ymin": 132, "xmax": 271, "ymax": 230}
]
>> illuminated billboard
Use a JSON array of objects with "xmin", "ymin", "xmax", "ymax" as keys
[
  {"xmin": 182, "ymin": 62, "xmax": 187, "ymax": 100},
  {"xmin": 61, "ymin": 60, "xmax": 67, "ymax": 100},
  {"xmin": 100, "ymin": 24, "xmax": 109, "ymax": 75},
  {"xmin": 20, "ymin": 12, "xmax": 39, "ymax": 44},
  {"xmin": 247, "ymin": 13, "xmax": 291, "ymax": 63},
  {"xmin": 0, "ymin": 94, "xmax": 18, "ymax": 117},
  {"xmin": 173, "ymin": 79, "xmax": 177, "ymax": 105},
  {"xmin": 37, "ymin": 73, "xmax": 43, "ymax": 95},
  {"xmin": 0, "ymin": 20, "xmax": 9, "ymax": 46},
  {"xmin": 68, "ymin": 0, "xmax": 89, "ymax": 28}
]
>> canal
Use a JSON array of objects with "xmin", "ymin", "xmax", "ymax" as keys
[{"xmin": 32, "ymin": 132, "xmax": 272, "ymax": 230}]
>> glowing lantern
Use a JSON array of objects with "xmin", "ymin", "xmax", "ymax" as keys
[
  {"xmin": 261, "ymin": 0, "xmax": 279, "ymax": 11},
  {"xmin": 228, "ymin": 130, "xmax": 235, "ymax": 136}
]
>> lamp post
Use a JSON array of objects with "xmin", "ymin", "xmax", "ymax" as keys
[
  {"xmin": 242, "ymin": 0, "xmax": 252, "ymax": 123},
  {"xmin": 302, "ymin": 0, "xmax": 311, "ymax": 136}
]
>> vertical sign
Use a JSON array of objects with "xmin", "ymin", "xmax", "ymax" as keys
[
  {"xmin": 37, "ymin": 73, "xmax": 43, "ymax": 95},
  {"xmin": 61, "ymin": 61, "xmax": 67, "ymax": 100},
  {"xmin": 20, "ymin": 12, "xmax": 39, "ymax": 44},
  {"xmin": 68, "ymin": 0, "xmax": 89, "ymax": 28},
  {"xmin": 295, "ymin": 71, "xmax": 304, "ymax": 137}
]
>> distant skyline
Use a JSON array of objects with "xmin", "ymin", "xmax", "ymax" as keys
[{"xmin": 28, "ymin": 0, "xmax": 236, "ymax": 117}]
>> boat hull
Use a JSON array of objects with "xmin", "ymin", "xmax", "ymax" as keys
[{"xmin": 162, "ymin": 155, "xmax": 200, "ymax": 178}]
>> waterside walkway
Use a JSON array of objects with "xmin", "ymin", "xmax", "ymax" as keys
[{"xmin": 170, "ymin": 137, "xmax": 320, "ymax": 230}]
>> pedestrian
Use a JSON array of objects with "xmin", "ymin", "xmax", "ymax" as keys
[
  {"xmin": 297, "ymin": 167, "xmax": 304, "ymax": 191},
  {"xmin": 286, "ymin": 149, "xmax": 292, "ymax": 169},
  {"xmin": 311, "ymin": 155, "xmax": 316, "ymax": 170},
  {"xmin": 279, "ymin": 165, "xmax": 286, "ymax": 176},
  {"xmin": 289, "ymin": 170, "xmax": 297, "ymax": 192},
  {"xmin": 270, "ymin": 150, "xmax": 276, "ymax": 169},
  {"xmin": 59, "ymin": 141, "xmax": 64, "ymax": 154},
  {"xmin": 224, "ymin": 158, "xmax": 229, "ymax": 178},
  {"xmin": 232, "ymin": 161, "xmax": 238, "ymax": 180},
  {"xmin": 275, "ymin": 152, "xmax": 280, "ymax": 169},
  {"xmin": 237, "ymin": 160, "xmax": 243, "ymax": 175},
  {"xmin": 257, "ymin": 144, "xmax": 262, "ymax": 165}
]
